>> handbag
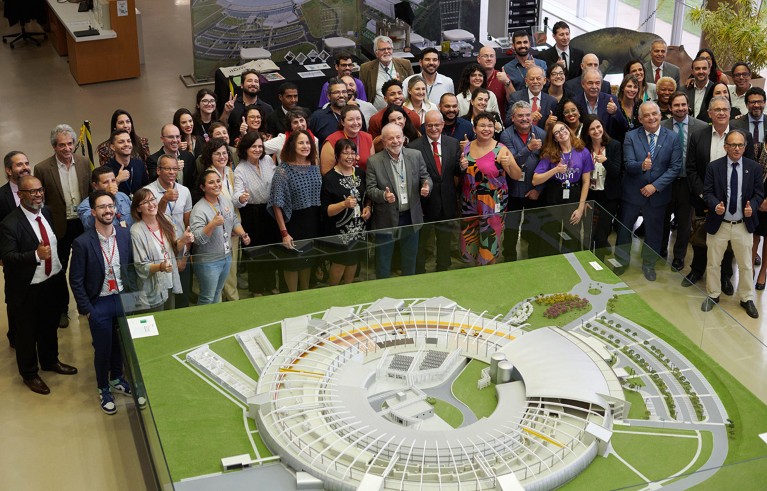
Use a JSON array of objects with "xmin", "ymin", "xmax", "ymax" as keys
[{"xmin": 690, "ymin": 215, "xmax": 707, "ymax": 248}]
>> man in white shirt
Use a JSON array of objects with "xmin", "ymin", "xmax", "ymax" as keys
[
  {"xmin": 644, "ymin": 39, "xmax": 681, "ymax": 87},
  {"xmin": 402, "ymin": 48, "xmax": 454, "ymax": 105},
  {"xmin": 728, "ymin": 62, "xmax": 754, "ymax": 115},
  {"xmin": 685, "ymin": 57, "xmax": 713, "ymax": 119}
]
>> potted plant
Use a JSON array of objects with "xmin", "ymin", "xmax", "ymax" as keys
[{"xmin": 689, "ymin": 0, "xmax": 767, "ymax": 74}]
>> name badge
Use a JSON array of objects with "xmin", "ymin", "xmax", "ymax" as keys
[
  {"xmin": 563, "ymin": 188, "xmax": 570, "ymax": 200},
  {"xmin": 119, "ymin": 220, "xmax": 127, "ymax": 228},
  {"xmin": 400, "ymin": 191, "xmax": 408, "ymax": 205},
  {"xmin": 353, "ymin": 205, "xmax": 361, "ymax": 218},
  {"xmin": 107, "ymin": 279, "xmax": 118, "ymax": 292}
]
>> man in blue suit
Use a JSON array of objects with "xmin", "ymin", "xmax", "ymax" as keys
[
  {"xmin": 507, "ymin": 65, "xmax": 557, "ymax": 129},
  {"xmin": 70, "ymin": 190, "xmax": 135, "ymax": 414},
  {"xmin": 573, "ymin": 69, "xmax": 628, "ymax": 141},
  {"xmin": 616, "ymin": 101, "xmax": 683, "ymax": 280},
  {"xmin": 701, "ymin": 130, "xmax": 763, "ymax": 318}
]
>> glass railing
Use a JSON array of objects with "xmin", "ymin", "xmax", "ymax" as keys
[{"xmin": 115, "ymin": 202, "xmax": 767, "ymax": 490}]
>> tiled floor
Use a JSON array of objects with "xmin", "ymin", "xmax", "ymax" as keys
[{"xmin": 1, "ymin": 1, "xmax": 766, "ymax": 490}]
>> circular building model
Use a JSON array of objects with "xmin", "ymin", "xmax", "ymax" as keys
[{"xmin": 248, "ymin": 296, "xmax": 627, "ymax": 490}]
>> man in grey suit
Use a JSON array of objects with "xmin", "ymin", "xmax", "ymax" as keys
[
  {"xmin": 645, "ymin": 39, "xmax": 681, "ymax": 87},
  {"xmin": 34, "ymin": 124, "xmax": 91, "ymax": 328},
  {"xmin": 367, "ymin": 123, "xmax": 432, "ymax": 278},
  {"xmin": 616, "ymin": 101, "xmax": 683, "ymax": 281},
  {"xmin": 408, "ymin": 110, "xmax": 465, "ymax": 273},
  {"xmin": 660, "ymin": 92, "xmax": 708, "ymax": 271}
]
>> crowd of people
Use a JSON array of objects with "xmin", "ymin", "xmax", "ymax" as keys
[{"xmin": 2, "ymin": 22, "xmax": 766, "ymax": 412}]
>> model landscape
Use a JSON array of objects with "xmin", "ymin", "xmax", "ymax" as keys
[{"xmin": 131, "ymin": 252, "xmax": 767, "ymax": 490}]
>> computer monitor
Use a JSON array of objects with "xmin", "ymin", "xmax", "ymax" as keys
[{"xmin": 78, "ymin": 0, "xmax": 94, "ymax": 12}]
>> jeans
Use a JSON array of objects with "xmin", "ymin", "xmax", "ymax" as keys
[
  {"xmin": 88, "ymin": 294, "xmax": 124, "ymax": 389},
  {"xmin": 195, "ymin": 255, "xmax": 232, "ymax": 305},
  {"xmin": 375, "ymin": 213, "xmax": 419, "ymax": 279}
]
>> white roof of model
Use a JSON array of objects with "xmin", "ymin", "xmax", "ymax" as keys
[
  {"xmin": 501, "ymin": 327, "xmax": 611, "ymax": 407},
  {"xmin": 367, "ymin": 297, "xmax": 406, "ymax": 312},
  {"xmin": 411, "ymin": 296, "xmax": 458, "ymax": 309}
]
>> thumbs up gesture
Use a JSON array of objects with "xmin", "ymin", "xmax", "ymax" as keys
[
  {"xmin": 182, "ymin": 226, "xmax": 194, "ymax": 244},
  {"xmin": 745, "ymin": 200, "xmax": 753, "ymax": 217},
  {"xmin": 384, "ymin": 186, "xmax": 395, "ymax": 203},
  {"xmin": 606, "ymin": 98, "xmax": 617, "ymax": 114},
  {"xmin": 212, "ymin": 211, "xmax": 225, "ymax": 226},
  {"xmin": 642, "ymin": 152, "xmax": 652, "ymax": 171},
  {"xmin": 239, "ymin": 116, "xmax": 248, "ymax": 136},
  {"xmin": 715, "ymin": 201, "xmax": 725, "ymax": 215},
  {"xmin": 420, "ymin": 180, "xmax": 430, "ymax": 197},
  {"xmin": 544, "ymin": 110, "xmax": 557, "ymax": 129}
]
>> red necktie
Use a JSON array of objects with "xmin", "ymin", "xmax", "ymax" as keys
[
  {"xmin": 532, "ymin": 96, "xmax": 539, "ymax": 113},
  {"xmin": 35, "ymin": 216, "xmax": 52, "ymax": 276},
  {"xmin": 655, "ymin": 67, "xmax": 661, "ymax": 83},
  {"xmin": 431, "ymin": 140, "xmax": 442, "ymax": 175}
]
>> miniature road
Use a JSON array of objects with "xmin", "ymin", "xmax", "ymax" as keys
[{"xmin": 421, "ymin": 360, "xmax": 479, "ymax": 427}]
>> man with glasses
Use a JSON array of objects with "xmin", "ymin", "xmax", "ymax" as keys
[
  {"xmin": 70, "ymin": 190, "xmax": 136, "ymax": 412},
  {"xmin": 105, "ymin": 129, "xmax": 149, "ymax": 198},
  {"xmin": 341, "ymin": 75, "xmax": 377, "ymax": 123},
  {"xmin": 77, "ymin": 166, "xmax": 133, "ymax": 230},
  {"xmin": 407, "ymin": 110, "xmax": 465, "ymax": 272},
  {"xmin": 318, "ymin": 52, "xmax": 367, "ymax": 107},
  {"xmin": 34, "ymin": 124, "xmax": 91, "ymax": 328},
  {"xmin": 144, "ymin": 154, "xmax": 193, "ymax": 307},
  {"xmin": 684, "ymin": 96, "xmax": 755, "ymax": 290},
  {"xmin": 728, "ymin": 62, "xmax": 753, "ymax": 114},
  {"xmin": 1, "ymin": 175, "xmax": 77, "ymax": 395},
  {"xmin": 477, "ymin": 46, "xmax": 513, "ymax": 122},
  {"xmin": 309, "ymin": 77, "xmax": 352, "ymax": 147},
  {"xmin": 539, "ymin": 21, "xmax": 584, "ymax": 80},
  {"xmin": 700, "ymin": 130, "xmax": 762, "ymax": 318},
  {"xmin": 402, "ymin": 48, "xmax": 454, "ymax": 105},
  {"xmin": 508, "ymin": 65, "xmax": 556, "ymax": 128},
  {"xmin": 359, "ymin": 35, "xmax": 414, "ymax": 110},
  {"xmin": 146, "ymin": 124, "xmax": 196, "ymax": 186},
  {"xmin": 731, "ymin": 87, "xmax": 765, "ymax": 156},
  {"xmin": 225, "ymin": 68, "xmax": 274, "ymax": 138}
]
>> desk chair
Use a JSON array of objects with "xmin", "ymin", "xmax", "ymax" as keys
[{"xmin": 3, "ymin": 0, "xmax": 47, "ymax": 49}]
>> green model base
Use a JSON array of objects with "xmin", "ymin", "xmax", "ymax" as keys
[{"xmin": 130, "ymin": 251, "xmax": 767, "ymax": 489}]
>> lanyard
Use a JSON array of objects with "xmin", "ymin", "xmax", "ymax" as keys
[
  {"xmin": 147, "ymin": 223, "xmax": 169, "ymax": 259},
  {"xmin": 343, "ymin": 131, "xmax": 361, "ymax": 155},
  {"xmin": 99, "ymin": 233, "xmax": 117, "ymax": 270}
]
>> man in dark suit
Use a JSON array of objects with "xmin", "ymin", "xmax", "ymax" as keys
[
  {"xmin": 573, "ymin": 69, "xmax": 628, "ymax": 141},
  {"xmin": 507, "ymin": 65, "xmax": 557, "ymax": 129},
  {"xmin": 408, "ymin": 110, "xmax": 464, "ymax": 272},
  {"xmin": 359, "ymin": 35, "xmax": 414, "ymax": 110},
  {"xmin": 616, "ymin": 101, "xmax": 683, "ymax": 280},
  {"xmin": 564, "ymin": 54, "xmax": 612, "ymax": 98},
  {"xmin": 730, "ymin": 87, "xmax": 766, "ymax": 160},
  {"xmin": 0, "ymin": 175, "xmax": 77, "ymax": 395},
  {"xmin": 104, "ymin": 129, "xmax": 149, "ymax": 198},
  {"xmin": 538, "ymin": 21, "xmax": 584, "ymax": 80},
  {"xmin": 265, "ymin": 82, "xmax": 300, "ymax": 135},
  {"xmin": 70, "ymin": 190, "xmax": 136, "ymax": 414},
  {"xmin": 367, "ymin": 123, "xmax": 432, "ymax": 278},
  {"xmin": 34, "ymin": 124, "xmax": 91, "ymax": 328},
  {"xmin": 700, "ymin": 130, "xmax": 763, "ymax": 318},
  {"xmin": 684, "ymin": 96, "xmax": 754, "ymax": 289},
  {"xmin": 146, "ymin": 124, "xmax": 196, "ymax": 187},
  {"xmin": 645, "ymin": 39, "xmax": 681, "ymax": 87},
  {"xmin": 685, "ymin": 57, "xmax": 713, "ymax": 120},
  {"xmin": 660, "ymin": 92, "xmax": 708, "ymax": 271}
]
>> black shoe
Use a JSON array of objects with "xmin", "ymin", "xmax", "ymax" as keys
[
  {"xmin": 41, "ymin": 361, "xmax": 78, "ymax": 375},
  {"xmin": 659, "ymin": 249, "xmax": 668, "ymax": 259},
  {"xmin": 701, "ymin": 296, "xmax": 719, "ymax": 312},
  {"xmin": 740, "ymin": 300, "xmax": 759, "ymax": 319},
  {"xmin": 642, "ymin": 265, "xmax": 656, "ymax": 281},
  {"xmin": 671, "ymin": 258, "xmax": 684, "ymax": 272},
  {"xmin": 721, "ymin": 278, "xmax": 734, "ymax": 296},
  {"xmin": 58, "ymin": 313, "xmax": 69, "ymax": 328},
  {"xmin": 682, "ymin": 271, "xmax": 702, "ymax": 287},
  {"xmin": 613, "ymin": 265, "xmax": 627, "ymax": 276},
  {"xmin": 757, "ymin": 281, "xmax": 766, "ymax": 291},
  {"xmin": 23, "ymin": 376, "xmax": 51, "ymax": 395},
  {"xmin": 756, "ymin": 254, "xmax": 762, "ymax": 267}
]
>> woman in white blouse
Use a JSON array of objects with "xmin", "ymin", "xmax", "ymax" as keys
[
  {"xmin": 455, "ymin": 63, "xmax": 500, "ymax": 117},
  {"xmin": 234, "ymin": 131, "xmax": 280, "ymax": 295},
  {"xmin": 403, "ymin": 76, "xmax": 437, "ymax": 123}
]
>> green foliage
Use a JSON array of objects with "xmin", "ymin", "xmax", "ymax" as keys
[{"xmin": 688, "ymin": 0, "xmax": 767, "ymax": 72}]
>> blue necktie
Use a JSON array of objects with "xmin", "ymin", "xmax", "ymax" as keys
[
  {"xmin": 648, "ymin": 133, "xmax": 656, "ymax": 160},
  {"xmin": 729, "ymin": 162, "xmax": 738, "ymax": 215}
]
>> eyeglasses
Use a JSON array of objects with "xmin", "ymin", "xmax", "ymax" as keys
[
  {"xmin": 747, "ymin": 99, "xmax": 765, "ymax": 105},
  {"xmin": 95, "ymin": 204, "xmax": 116, "ymax": 211},
  {"xmin": 20, "ymin": 187, "xmax": 44, "ymax": 195},
  {"xmin": 725, "ymin": 142, "xmax": 746, "ymax": 148},
  {"xmin": 139, "ymin": 197, "xmax": 157, "ymax": 206},
  {"xmin": 733, "ymin": 72, "xmax": 751, "ymax": 78},
  {"xmin": 553, "ymin": 128, "xmax": 569, "ymax": 136},
  {"xmin": 200, "ymin": 99, "xmax": 216, "ymax": 105},
  {"xmin": 550, "ymin": 71, "xmax": 565, "ymax": 77},
  {"xmin": 338, "ymin": 62, "xmax": 354, "ymax": 67},
  {"xmin": 709, "ymin": 108, "xmax": 730, "ymax": 114},
  {"xmin": 425, "ymin": 123, "xmax": 444, "ymax": 129}
]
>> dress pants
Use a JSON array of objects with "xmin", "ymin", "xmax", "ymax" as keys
[
  {"xmin": 375, "ymin": 212, "xmax": 419, "ymax": 279},
  {"xmin": 706, "ymin": 222, "xmax": 755, "ymax": 301},
  {"xmin": 661, "ymin": 177, "xmax": 692, "ymax": 261},
  {"xmin": 416, "ymin": 219, "xmax": 455, "ymax": 273},
  {"xmin": 87, "ymin": 294, "xmax": 124, "ymax": 389},
  {"xmin": 58, "ymin": 218, "xmax": 85, "ymax": 313},
  {"xmin": 12, "ymin": 272, "xmax": 66, "ymax": 379},
  {"xmin": 616, "ymin": 201, "xmax": 666, "ymax": 266}
]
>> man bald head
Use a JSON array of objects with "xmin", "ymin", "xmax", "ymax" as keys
[{"xmin": 581, "ymin": 53, "xmax": 600, "ymax": 71}]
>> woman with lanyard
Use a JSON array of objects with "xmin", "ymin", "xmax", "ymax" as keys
[
  {"xmin": 581, "ymin": 114, "xmax": 622, "ymax": 260},
  {"xmin": 618, "ymin": 74, "xmax": 641, "ymax": 131},
  {"xmin": 320, "ymin": 105, "xmax": 374, "ymax": 174},
  {"xmin": 321, "ymin": 138, "xmax": 371, "ymax": 286},
  {"xmin": 403, "ymin": 76, "xmax": 437, "ymax": 123},
  {"xmin": 190, "ymin": 169, "xmax": 250, "ymax": 304},
  {"xmin": 460, "ymin": 111, "xmax": 520, "ymax": 265},
  {"xmin": 200, "ymin": 137, "xmax": 245, "ymax": 301},
  {"xmin": 130, "ymin": 188, "xmax": 195, "ymax": 310},
  {"xmin": 192, "ymin": 89, "xmax": 229, "ymax": 142},
  {"xmin": 456, "ymin": 63, "xmax": 500, "ymax": 118},
  {"xmin": 623, "ymin": 59, "xmax": 656, "ymax": 103},
  {"xmin": 533, "ymin": 120, "xmax": 593, "ymax": 255},
  {"xmin": 269, "ymin": 130, "xmax": 322, "ymax": 292},
  {"xmin": 234, "ymin": 131, "xmax": 280, "ymax": 296}
]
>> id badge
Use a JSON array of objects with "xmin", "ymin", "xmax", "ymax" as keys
[
  {"xmin": 494, "ymin": 202, "xmax": 501, "ymax": 213},
  {"xmin": 107, "ymin": 279, "xmax": 118, "ymax": 292},
  {"xmin": 400, "ymin": 191, "xmax": 408, "ymax": 205},
  {"xmin": 119, "ymin": 220, "xmax": 127, "ymax": 228},
  {"xmin": 353, "ymin": 205, "xmax": 361, "ymax": 218},
  {"xmin": 562, "ymin": 188, "xmax": 570, "ymax": 200},
  {"xmin": 224, "ymin": 240, "xmax": 231, "ymax": 255}
]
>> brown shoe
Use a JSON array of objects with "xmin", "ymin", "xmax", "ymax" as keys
[
  {"xmin": 41, "ymin": 361, "xmax": 78, "ymax": 375},
  {"xmin": 23, "ymin": 376, "xmax": 51, "ymax": 395}
]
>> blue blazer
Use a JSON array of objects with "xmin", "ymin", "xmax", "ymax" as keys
[
  {"xmin": 69, "ymin": 226, "xmax": 135, "ymax": 315},
  {"xmin": 507, "ymin": 90, "xmax": 557, "ymax": 128},
  {"xmin": 622, "ymin": 126, "xmax": 682, "ymax": 207},
  {"xmin": 703, "ymin": 156, "xmax": 764, "ymax": 234},
  {"xmin": 573, "ymin": 92, "xmax": 628, "ymax": 141}
]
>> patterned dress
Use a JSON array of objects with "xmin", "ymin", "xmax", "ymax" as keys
[{"xmin": 460, "ymin": 142, "xmax": 509, "ymax": 265}]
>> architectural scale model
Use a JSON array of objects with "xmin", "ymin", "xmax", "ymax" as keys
[{"xmin": 176, "ymin": 254, "xmax": 731, "ymax": 490}]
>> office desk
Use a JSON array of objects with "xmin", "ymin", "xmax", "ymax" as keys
[{"xmin": 46, "ymin": 0, "xmax": 139, "ymax": 85}]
